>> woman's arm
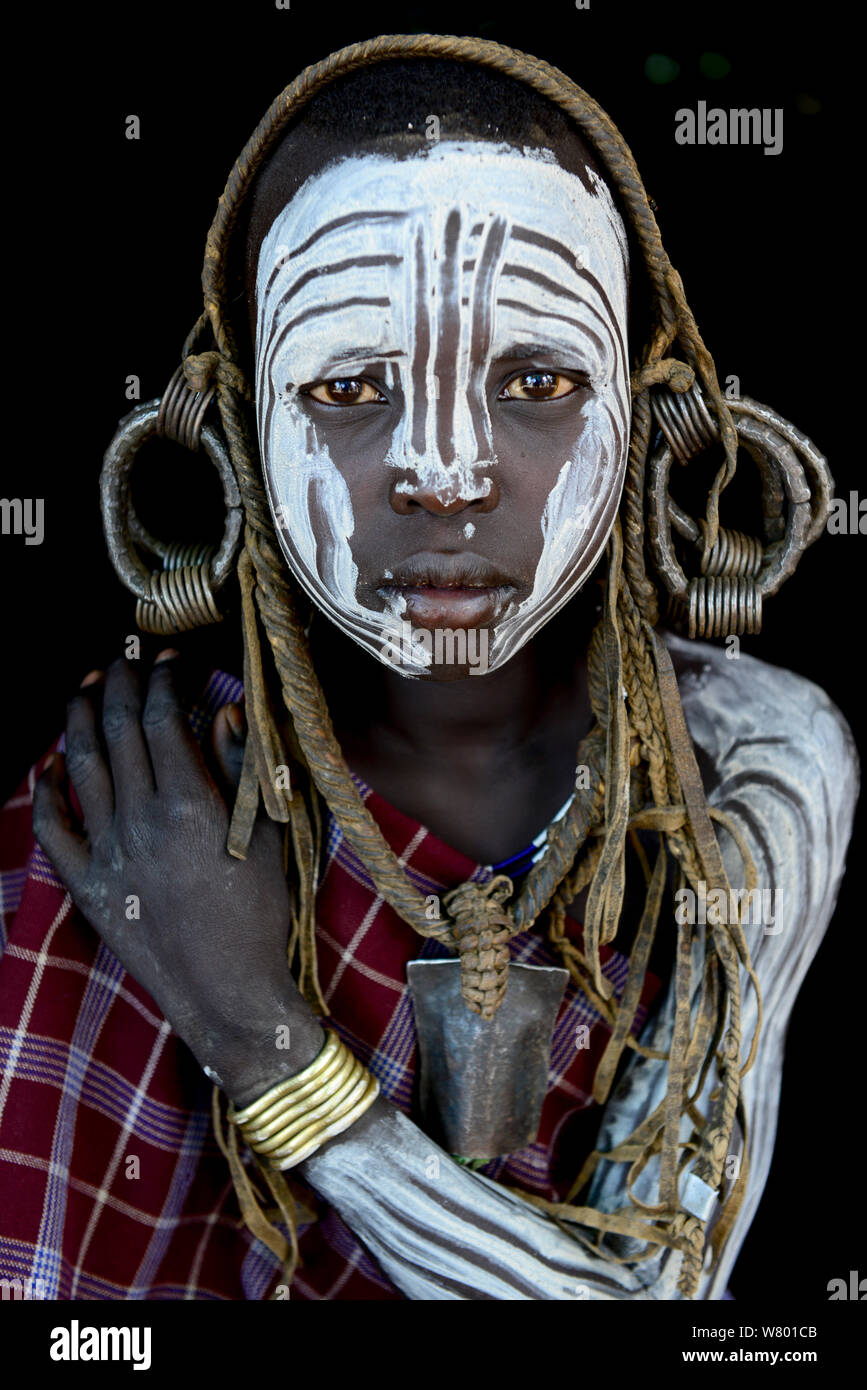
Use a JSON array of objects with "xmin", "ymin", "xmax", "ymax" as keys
[{"xmin": 664, "ymin": 635, "xmax": 858, "ymax": 1297}]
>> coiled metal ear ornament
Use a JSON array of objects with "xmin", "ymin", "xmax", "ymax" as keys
[
  {"xmin": 100, "ymin": 366, "xmax": 243, "ymax": 634},
  {"xmin": 647, "ymin": 382, "xmax": 833, "ymax": 638}
]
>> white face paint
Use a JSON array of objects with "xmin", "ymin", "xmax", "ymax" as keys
[{"xmin": 255, "ymin": 141, "xmax": 630, "ymax": 675}]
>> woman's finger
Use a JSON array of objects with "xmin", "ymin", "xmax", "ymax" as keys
[
  {"xmin": 101, "ymin": 655, "xmax": 155, "ymax": 814},
  {"xmin": 32, "ymin": 753, "xmax": 91, "ymax": 889},
  {"xmin": 64, "ymin": 674, "xmax": 114, "ymax": 840},
  {"xmin": 141, "ymin": 654, "xmax": 213, "ymax": 799}
]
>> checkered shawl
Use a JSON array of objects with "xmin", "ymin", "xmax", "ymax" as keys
[{"xmin": 0, "ymin": 671, "xmax": 662, "ymax": 1301}]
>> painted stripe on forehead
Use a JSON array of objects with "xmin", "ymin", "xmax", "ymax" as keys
[
  {"xmin": 259, "ymin": 232, "xmax": 403, "ymax": 319},
  {"xmin": 483, "ymin": 292, "xmax": 611, "ymax": 366},
  {"xmin": 511, "ymin": 225, "xmax": 629, "ymax": 302},
  {"xmin": 433, "ymin": 208, "xmax": 462, "ymax": 467},
  {"xmin": 330, "ymin": 347, "xmax": 406, "ymax": 365},
  {"xmin": 508, "ymin": 225, "xmax": 628, "ymax": 378},
  {"xmin": 496, "ymin": 299, "xmax": 629, "ymax": 436},
  {"xmin": 257, "ymin": 255, "xmax": 399, "ymax": 406},
  {"xmin": 460, "ymin": 223, "xmax": 627, "ymax": 388},
  {"xmin": 261, "ymin": 296, "xmax": 391, "ymax": 454},
  {"xmin": 409, "ymin": 221, "xmax": 431, "ymax": 458},
  {"xmin": 256, "ymin": 210, "xmax": 405, "ymax": 373},
  {"xmin": 499, "ymin": 263, "xmax": 627, "ymax": 386},
  {"xmin": 467, "ymin": 216, "xmax": 509, "ymax": 466},
  {"xmin": 274, "ymin": 208, "xmax": 408, "ymax": 267},
  {"xmin": 450, "ymin": 290, "xmax": 626, "ymax": 434},
  {"xmin": 262, "ymin": 295, "xmax": 392, "ymax": 394},
  {"xmin": 269, "ymin": 255, "xmax": 402, "ymax": 321},
  {"xmin": 393, "ymin": 208, "xmax": 507, "ymax": 491},
  {"xmin": 465, "ymin": 222, "xmax": 626, "ymax": 287},
  {"xmin": 493, "ymin": 305, "xmax": 608, "ymax": 362}
]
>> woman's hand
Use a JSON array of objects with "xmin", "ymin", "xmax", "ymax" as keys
[{"xmin": 32, "ymin": 650, "xmax": 324, "ymax": 1106}]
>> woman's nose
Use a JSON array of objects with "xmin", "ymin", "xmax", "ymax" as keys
[{"xmin": 389, "ymin": 473, "xmax": 500, "ymax": 516}]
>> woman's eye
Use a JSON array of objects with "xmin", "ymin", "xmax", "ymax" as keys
[
  {"xmin": 303, "ymin": 378, "xmax": 386, "ymax": 406},
  {"xmin": 498, "ymin": 371, "xmax": 581, "ymax": 402}
]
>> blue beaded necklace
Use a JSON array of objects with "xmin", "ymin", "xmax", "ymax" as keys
[{"xmin": 483, "ymin": 793, "xmax": 575, "ymax": 881}]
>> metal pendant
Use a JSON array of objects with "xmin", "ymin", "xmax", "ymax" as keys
[{"xmin": 407, "ymin": 959, "xmax": 569, "ymax": 1160}]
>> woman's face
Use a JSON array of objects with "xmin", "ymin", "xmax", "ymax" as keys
[{"xmin": 254, "ymin": 140, "xmax": 630, "ymax": 678}]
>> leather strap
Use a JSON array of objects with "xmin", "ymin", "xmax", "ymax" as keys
[{"xmin": 650, "ymin": 632, "xmax": 732, "ymax": 895}]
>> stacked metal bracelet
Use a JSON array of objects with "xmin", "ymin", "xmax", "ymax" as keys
[{"xmin": 228, "ymin": 1030, "xmax": 380, "ymax": 1171}]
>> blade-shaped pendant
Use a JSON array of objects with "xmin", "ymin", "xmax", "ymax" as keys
[{"xmin": 407, "ymin": 959, "xmax": 569, "ymax": 1160}]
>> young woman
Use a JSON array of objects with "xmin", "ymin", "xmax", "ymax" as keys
[{"xmin": 0, "ymin": 36, "xmax": 855, "ymax": 1301}]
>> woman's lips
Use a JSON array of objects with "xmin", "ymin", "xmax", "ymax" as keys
[
  {"xmin": 379, "ymin": 583, "xmax": 515, "ymax": 629},
  {"xmin": 377, "ymin": 552, "xmax": 517, "ymax": 629}
]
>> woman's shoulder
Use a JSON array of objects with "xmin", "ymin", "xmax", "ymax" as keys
[
  {"xmin": 664, "ymin": 630, "xmax": 857, "ymax": 966},
  {"xmin": 666, "ymin": 629, "xmax": 858, "ymax": 812}
]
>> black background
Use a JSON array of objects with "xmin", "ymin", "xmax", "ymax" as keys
[{"xmin": 3, "ymin": 0, "xmax": 862, "ymax": 1302}]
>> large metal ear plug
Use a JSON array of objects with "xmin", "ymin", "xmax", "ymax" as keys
[
  {"xmin": 647, "ymin": 382, "xmax": 832, "ymax": 637},
  {"xmin": 101, "ymin": 365, "xmax": 243, "ymax": 634}
]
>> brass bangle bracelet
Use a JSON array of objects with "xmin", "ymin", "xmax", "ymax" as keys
[
  {"xmin": 252, "ymin": 1070, "xmax": 379, "ymax": 1171},
  {"xmin": 228, "ymin": 1030, "xmax": 381, "ymax": 1171},
  {"xmin": 240, "ymin": 1042, "xmax": 348, "ymax": 1131},
  {"xmin": 248, "ymin": 1050, "xmax": 361, "ymax": 1150},
  {"xmin": 242, "ymin": 1047, "xmax": 356, "ymax": 1143},
  {"xmin": 229, "ymin": 1029, "xmax": 342, "ymax": 1127},
  {"xmin": 254, "ymin": 1063, "xmax": 369, "ymax": 1157},
  {"xmin": 271, "ymin": 1073, "xmax": 381, "ymax": 1171}
]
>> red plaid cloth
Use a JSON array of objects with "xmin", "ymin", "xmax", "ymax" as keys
[{"xmin": 0, "ymin": 671, "xmax": 662, "ymax": 1300}]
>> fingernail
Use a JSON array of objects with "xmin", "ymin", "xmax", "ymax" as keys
[
  {"xmin": 80, "ymin": 669, "xmax": 104, "ymax": 688},
  {"xmin": 155, "ymin": 648, "xmax": 180, "ymax": 664},
  {"xmin": 225, "ymin": 703, "xmax": 246, "ymax": 739}
]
